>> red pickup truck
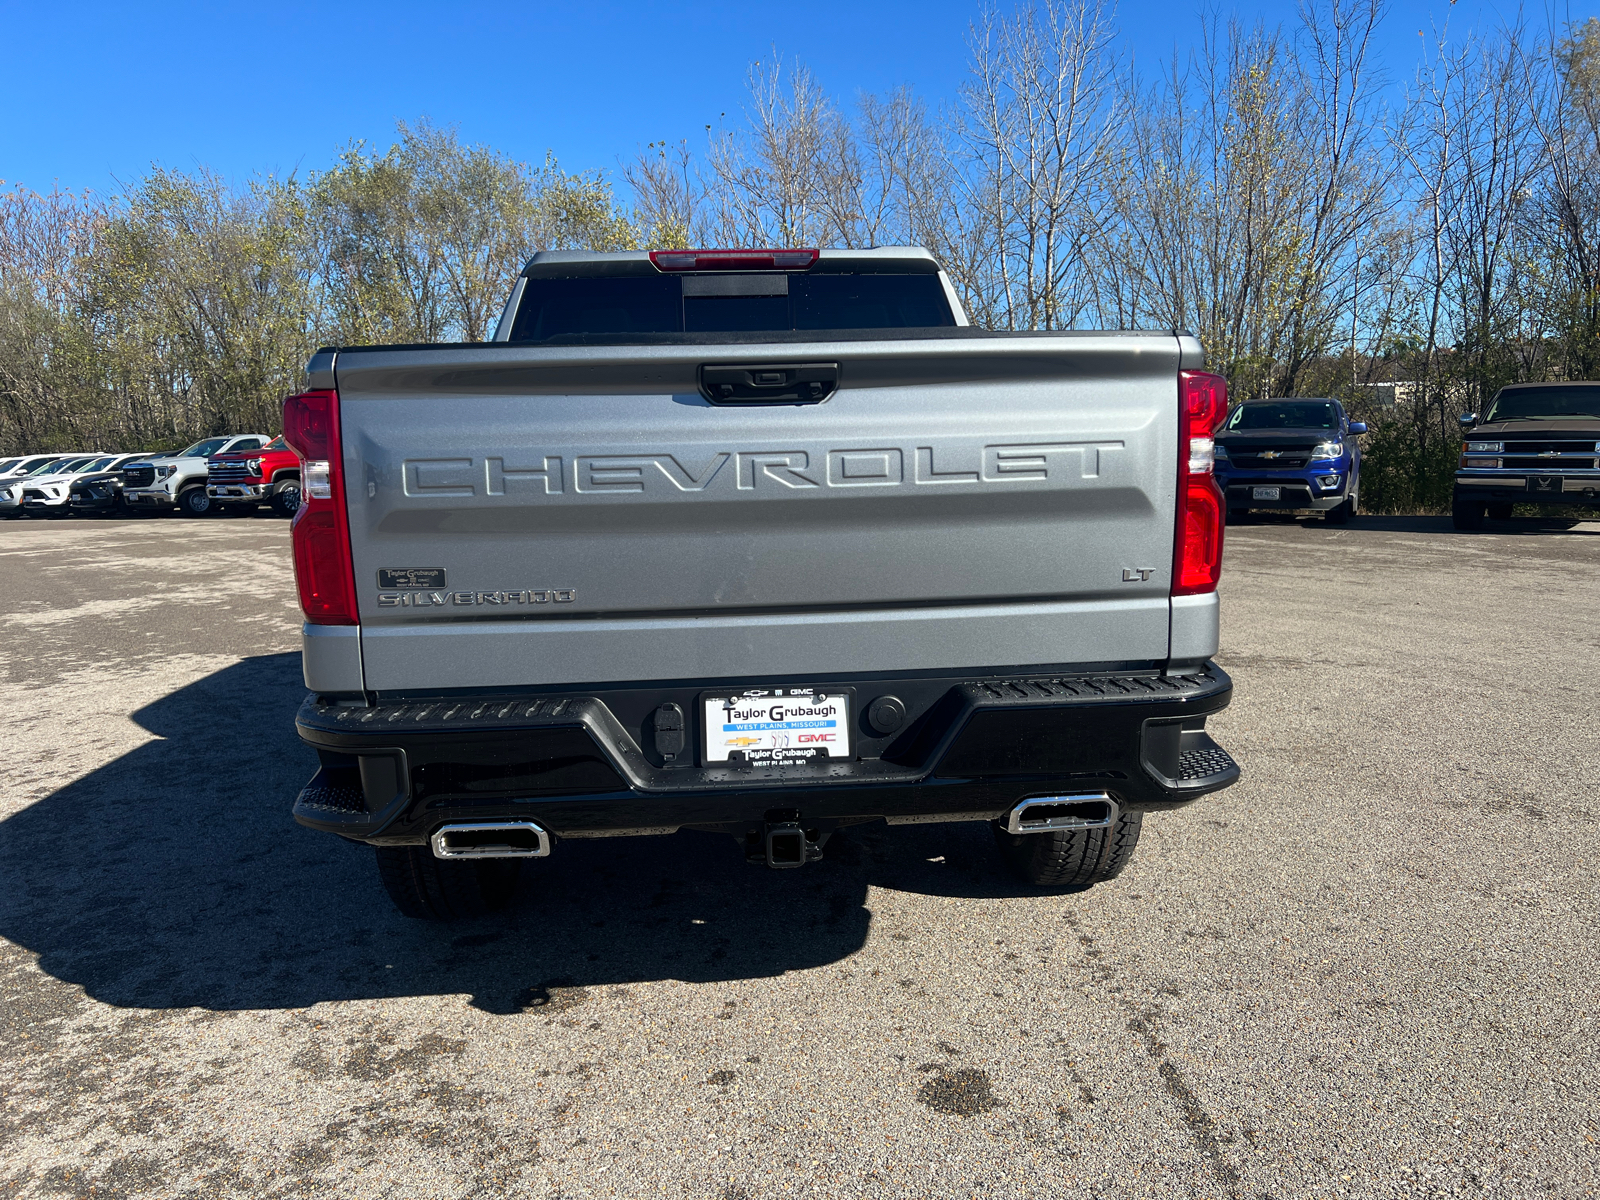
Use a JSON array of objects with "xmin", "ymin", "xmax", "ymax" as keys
[{"xmin": 206, "ymin": 435, "xmax": 302, "ymax": 517}]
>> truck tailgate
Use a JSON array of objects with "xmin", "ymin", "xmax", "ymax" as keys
[{"xmin": 334, "ymin": 333, "xmax": 1183, "ymax": 691}]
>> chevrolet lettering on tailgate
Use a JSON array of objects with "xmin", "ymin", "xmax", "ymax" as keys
[{"xmin": 400, "ymin": 442, "xmax": 1126, "ymax": 499}]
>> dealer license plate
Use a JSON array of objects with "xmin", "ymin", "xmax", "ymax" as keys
[
  {"xmin": 1252, "ymin": 486, "xmax": 1281, "ymax": 500},
  {"xmin": 703, "ymin": 689, "xmax": 851, "ymax": 764}
]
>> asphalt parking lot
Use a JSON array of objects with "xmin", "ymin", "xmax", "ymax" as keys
[{"xmin": 0, "ymin": 514, "xmax": 1596, "ymax": 1199}]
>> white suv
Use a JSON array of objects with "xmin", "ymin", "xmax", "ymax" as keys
[
  {"xmin": 0, "ymin": 454, "xmax": 78, "ymax": 482},
  {"xmin": 1, "ymin": 455, "xmax": 103, "ymax": 518},
  {"xmin": 19, "ymin": 454, "xmax": 146, "ymax": 516}
]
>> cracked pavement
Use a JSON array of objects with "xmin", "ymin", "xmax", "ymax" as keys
[{"xmin": 0, "ymin": 512, "xmax": 1597, "ymax": 1198}]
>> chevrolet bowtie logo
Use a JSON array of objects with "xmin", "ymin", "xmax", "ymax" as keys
[{"xmin": 1260, "ymin": 450, "xmax": 1282, "ymax": 459}]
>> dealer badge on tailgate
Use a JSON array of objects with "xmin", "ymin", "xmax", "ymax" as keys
[{"xmin": 703, "ymin": 690, "xmax": 852, "ymax": 764}]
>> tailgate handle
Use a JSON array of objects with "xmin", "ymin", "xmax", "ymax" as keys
[{"xmin": 699, "ymin": 362, "xmax": 838, "ymax": 405}]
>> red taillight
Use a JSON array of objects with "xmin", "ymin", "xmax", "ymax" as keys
[
  {"xmin": 1173, "ymin": 370, "xmax": 1227, "ymax": 596},
  {"xmin": 284, "ymin": 388, "xmax": 336, "ymax": 460},
  {"xmin": 283, "ymin": 389, "xmax": 358, "ymax": 625},
  {"xmin": 648, "ymin": 248, "xmax": 819, "ymax": 272}
]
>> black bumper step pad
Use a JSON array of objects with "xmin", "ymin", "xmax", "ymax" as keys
[{"xmin": 1179, "ymin": 741, "xmax": 1238, "ymax": 782}]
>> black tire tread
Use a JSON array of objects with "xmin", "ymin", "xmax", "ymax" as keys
[
  {"xmin": 994, "ymin": 811, "xmax": 1144, "ymax": 889},
  {"xmin": 374, "ymin": 845, "xmax": 521, "ymax": 921}
]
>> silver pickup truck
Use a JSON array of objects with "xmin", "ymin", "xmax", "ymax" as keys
[{"xmin": 286, "ymin": 247, "xmax": 1240, "ymax": 920}]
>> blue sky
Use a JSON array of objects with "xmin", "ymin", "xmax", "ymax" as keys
[{"xmin": 0, "ymin": 0, "xmax": 1571, "ymax": 199}]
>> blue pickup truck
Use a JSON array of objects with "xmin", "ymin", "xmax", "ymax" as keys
[{"xmin": 1215, "ymin": 398, "xmax": 1367, "ymax": 525}]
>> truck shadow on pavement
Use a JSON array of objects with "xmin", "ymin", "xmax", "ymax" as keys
[{"xmin": 0, "ymin": 653, "xmax": 1044, "ymax": 1014}]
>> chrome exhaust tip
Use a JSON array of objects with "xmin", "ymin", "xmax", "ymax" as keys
[
  {"xmin": 1004, "ymin": 793, "xmax": 1117, "ymax": 835},
  {"xmin": 431, "ymin": 821, "xmax": 551, "ymax": 860}
]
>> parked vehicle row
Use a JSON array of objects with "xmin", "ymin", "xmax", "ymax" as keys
[
  {"xmin": 120, "ymin": 434, "xmax": 273, "ymax": 515},
  {"xmin": 0, "ymin": 454, "xmax": 132, "ymax": 517},
  {"xmin": 0, "ymin": 433, "xmax": 301, "ymax": 519},
  {"xmin": 1201, "ymin": 380, "xmax": 1599, "ymax": 530}
]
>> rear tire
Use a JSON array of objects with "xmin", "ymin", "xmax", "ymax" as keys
[
  {"xmin": 1451, "ymin": 495, "xmax": 1486, "ymax": 530},
  {"xmin": 992, "ymin": 811, "xmax": 1144, "ymax": 889},
  {"xmin": 374, "ymin": 845, "xmax": 522, "ymax": 920},
  {"xmin": 1487, "ymin": 502, "xmax": 1513, "ymax": 521},
  {"xmin": 178, "ymin": 487, "xmax": 212, "ymax": 517}
]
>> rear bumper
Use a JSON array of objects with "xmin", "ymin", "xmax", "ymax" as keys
[{"xmin": 292, "ymin": 663, "xmax": 1240, "ymax": 845}]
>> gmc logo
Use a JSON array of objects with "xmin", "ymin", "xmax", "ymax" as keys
[{"xmin": 401, "ymin": 441, "xmax": 1125, "ymax": 499}]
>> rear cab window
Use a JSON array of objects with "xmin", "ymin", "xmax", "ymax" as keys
[{"xmin": 509, "ymin": 269, "xmax": 956, "ymax": 344}]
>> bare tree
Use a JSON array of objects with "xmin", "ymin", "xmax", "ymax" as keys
[
  {"xmin": 954, "ymin": 0, "xmax": 1119, "ymax": 329},
  {"xmin": 625, "ymin": 140, "xmax": 698, "ymax": 248},
  {"xmin": 1102, "ymin": 0, "xmax": 1391, "ymax": 396},
  {"xmin": 1438, "ymin": 20, "xmax": 1542, "ymax": 402},
  {"xmin": 1275, "ymin": 0, "xmax": 1393, "ymax": 390},
  {"xmin": 702, "ymin": 59, "xmax": 857, "ymax": 247},
  {"xmin": 1526, "ymin": 17, "xmax": 1600, "ymax": 378}
]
